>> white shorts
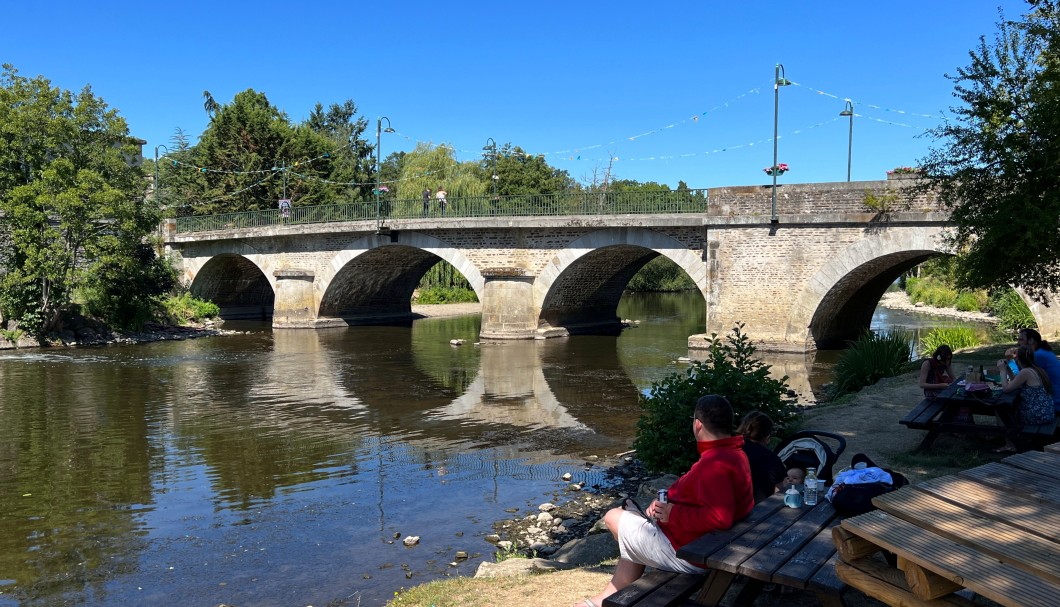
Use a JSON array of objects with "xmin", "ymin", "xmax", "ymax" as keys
[{"xmin": 616, "ymin": 511, "xmax": 702, "ymax": 574}]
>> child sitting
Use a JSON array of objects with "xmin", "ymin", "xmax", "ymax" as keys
[{"xmin": 782, "ymin": 467, "xmax": 806, "ymax": 489}]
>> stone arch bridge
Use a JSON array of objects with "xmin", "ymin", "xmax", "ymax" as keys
[{"xmin": 163, "ymin": 180, "xmax": 1060, "ymax": 352}]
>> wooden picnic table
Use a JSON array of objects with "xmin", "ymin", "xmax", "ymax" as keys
[
  {"xmin": 602, "ymin": 492, "xmax": 845, "ymax": 607},
  {"xmin": 835, "ymin": 444, "xmax": 1060, "ymax": 607},
  {"xmin": 900, "ymin": 380, "xmax": 1057, "ymax": 450}
]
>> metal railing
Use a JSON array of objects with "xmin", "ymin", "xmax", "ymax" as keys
[{"xmin": 173, "ymin": 191, "xmax": 711, "ymax": 233}]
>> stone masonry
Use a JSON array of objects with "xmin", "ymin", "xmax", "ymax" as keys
[{"xmin": 162, "ymin": 179, "xmax": 1058, "ymax": 352}]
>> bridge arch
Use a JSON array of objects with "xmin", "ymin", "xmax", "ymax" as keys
[
  {"xmin": 316, "ymin": 231, "xmax": 485, "ymax": 323},
  {"xmin": 533, "ymin": 228, "xmax": 706, "ymax": 334},
  {"xmin": 789, "ymin": 228, "xmax": 946, "ymax": 349},
  {"xmin": 187, "ymin": 247, "xmax": 278, "ymax": 320}
]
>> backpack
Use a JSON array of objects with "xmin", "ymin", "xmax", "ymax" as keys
[{"xmin": 828, "ymin": 469, "xmax": 909, "ymax": 516}]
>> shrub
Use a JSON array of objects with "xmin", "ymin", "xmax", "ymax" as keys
[
  {"xmin": 905, "ymin": 276, "xmax": 959, "ymax": 308},
  {"xmin": 633, "ymin": 323, "xmax": 799, "ymax": 475},
  {"xmin": 954, "ymin": 292, "xmax": 986, "ymax": 312},
  {"xmin": 831, "ymin": 330, "xmax": 912, "ymax": 397},
  {"xmin": 918, "ymin": 326, "xmax": 980, "ymax": 357},
  {"xmin": 989, "ymin": 289, "xmax": 1037, "ymax": 336},
  {"xmin": 161, "ymin": 293, "xmax": 220, "ymax": 324}
]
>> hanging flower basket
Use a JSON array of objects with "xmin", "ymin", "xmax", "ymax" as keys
[{"xmin": 763, "ymin": 163, "xmax": 790, "ymax": 177}]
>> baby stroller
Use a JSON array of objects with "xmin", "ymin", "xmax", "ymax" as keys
[{"xmin": 774, "ymin": 430, "xmax": 847, "ymax": 484}]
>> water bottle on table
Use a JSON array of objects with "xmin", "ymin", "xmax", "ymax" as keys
[{"xmin": 804, "ymin": 467, "xmax": 819, "ymax": 506}]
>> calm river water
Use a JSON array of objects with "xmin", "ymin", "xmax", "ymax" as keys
[{"xmin": 0, "ymin": 292, "xmax": 988, "ymax": 607}]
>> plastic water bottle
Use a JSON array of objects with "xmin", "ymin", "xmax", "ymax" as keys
[{"xmin": 804, "ymin": 467, "xmax": 819, "ymax": 506}]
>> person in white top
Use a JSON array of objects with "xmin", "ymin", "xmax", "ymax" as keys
[{"xmin": 435, "ymin": 187, "xmax": 448, "ymax": 216}]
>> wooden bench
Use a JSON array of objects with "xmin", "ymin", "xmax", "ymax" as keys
[
  {"xmin": 833, "ymin": 446, "xmax": 1060, "ymax": 607},
  {"xmin": 900, "ymin": 393, "xmax": 1057, "ymax": 450},
  {"xmin": 602, "ymin": 495, "xmax": 847, "ymax": 607}
]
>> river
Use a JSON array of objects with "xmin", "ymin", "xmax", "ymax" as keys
[{"xmin": 0, "ymin": 292, "xmax": 991, "ymax": 607}]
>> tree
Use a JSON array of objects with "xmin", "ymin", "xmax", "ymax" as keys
[
  {"xmin": 396, "ymin": 142, "xmax": 486, "ymax": 200},
  {"xmin": 919, "ymin": 2, "xmax": 1060, "ymax": 300},
  {"xmin": 0, "ymin": 64, "xmax": 173, "ymax": 334},
  {"xmin": 305, "ymin": 100, "xmax": 374, "ymax": 201},
  {"xmin": 188, "ymin": 89, "xmax": 344, "ymax": 214},
  {"xmin": 494, "ymin": 144, "xmax": 575, "ymax": 196}
]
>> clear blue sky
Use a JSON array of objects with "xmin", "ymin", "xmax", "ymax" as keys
[{"xmin": 1, "ymin": 0, "xmax": 1031, "ymax": 189}]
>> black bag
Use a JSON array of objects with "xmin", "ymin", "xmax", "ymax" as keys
[{"xmin": 830, "ymin": 471, "xmax": 909, "ymax": 517}]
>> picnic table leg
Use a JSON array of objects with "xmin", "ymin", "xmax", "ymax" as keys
[
  {"xmin": 915, "ymin": 428, "xmax": 940, "ymax": 452},
  {"xmin": 690, "ymin": 569, "xmax": 735, "ymax": 606},
  {"xmin": 732, "ymin": 578, "xmax": 766, "ymax": 606}
]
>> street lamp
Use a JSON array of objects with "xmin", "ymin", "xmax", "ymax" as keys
[
  {"xmin": 839, "ymin": 100, "xmax": 854, "ymax": 182},
  {"xmin": 375, "ymin": 116, "xmax": 395, "ymax": 230},
  {"xmin": 771, "ymin": 63, "xmax": 791, "ymax": 224},
  {"xmin": 153, "ymin": 144, "xmax": 170, "ymax": 208},
  {"xmin": 483, "ymin": 137, "xmax": 498, "ymax": 202}
]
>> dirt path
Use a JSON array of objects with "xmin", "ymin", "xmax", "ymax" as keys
[{"xmin": 411, "ymin": 302, "xmax": 482, "ymax": 318}]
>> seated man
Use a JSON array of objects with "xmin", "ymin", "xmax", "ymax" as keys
[{"xmin": 574, "ymin": 394, "xmax": 754, "ymax": 607}]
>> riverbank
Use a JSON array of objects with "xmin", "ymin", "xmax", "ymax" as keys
[
  {"xmin": 411, "ymin": 302, "xmax": 482, "ymax": 318},
  {"xmin": 0, "ymin": 319, "xmax": 237, "ymax": 350},
  {"xmin": 385, "ymin": 344, "xmax": 1014, "ymax": 607},
  {"xmin": 877, "ymin": 290, "xmax": 997, "ymax": 324}
]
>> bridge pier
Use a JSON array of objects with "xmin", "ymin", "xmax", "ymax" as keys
[
  {"xmin": 272, "ymin": 269, "xmax": 317, "ymax": 328},
  {"xmin": 479, "ymin": 274, "xmax": 565, "ymax": 340}
]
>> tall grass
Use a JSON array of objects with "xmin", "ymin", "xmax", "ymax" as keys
[
  {"xmin": 918, "ymin": 326, "xmax": 980, "ymax": 357},
  {"xmin": 832, "ymin": 329, "xmax": 913, "ymax": 396},
  {"xmin": 989, "ymin": 289, "xmax": 1037, "ymax": 336}
]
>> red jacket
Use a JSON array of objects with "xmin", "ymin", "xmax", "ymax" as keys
[{"xmin": 659, "ymin": 435, "xmax": 754, "ymax": 550}]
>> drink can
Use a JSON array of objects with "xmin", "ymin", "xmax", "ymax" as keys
[{"xmin": 657, "ymin": 489, "xmax": 668, "ymax": 504}]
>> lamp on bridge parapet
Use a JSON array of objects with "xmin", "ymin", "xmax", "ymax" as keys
[
  {"xmin": 375, "ymin": 116, "xmax": 395, "ymax": 231},
  {"xmin": 483, "ymin": 138, "xmax": 498, "ymax": 213},
  {"xmin": 839, "ymin": 100, "xmax": 854, "ymax": 182},
  {"xmin": 153, "ymin": 144, "xmax": 170, "ymax": 208},
  {"xmin": 771, "ymin": 63, "xmax": 791, "ymax": 224}
]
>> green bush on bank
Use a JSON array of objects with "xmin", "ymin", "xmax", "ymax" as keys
[
  {"xmin": 831, "ymin": 330, "xmax": 912, "ymax": 397},
  {"xmin": 160, "ymin": 293, "xmax": 220, "ymax": 324},
  {"xmin": 919, "ymin": 326, "xmax": 980, "ymax": 357},
  {"xmin": 904, "ymin": 276, "xmax": 988, "ymax": 312},
  {"xmin": 634, "ymin": 323, "xmax": 799, "ymax": 475}
]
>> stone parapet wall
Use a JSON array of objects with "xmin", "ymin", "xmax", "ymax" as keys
[{"xmin": 703, "ymin": 180, "xmax": 937, "ymax": 217}]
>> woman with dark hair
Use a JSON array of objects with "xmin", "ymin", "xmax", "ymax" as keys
[
  {"xmin": 995, "ymin": 346, "xmax": 1057, "ymax": 452},
  {"xmin": 1018, "ymin": 328, "xmax": 1060, "ymax": 412},
  {"xmin": 919, "ymin": 344, "xmax": 955, "ymax": 398},
  {"xmin": 736, "ymin": 411, "xmax": 786, "ymax": 503}
]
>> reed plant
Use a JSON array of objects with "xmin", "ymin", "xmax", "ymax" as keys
[
  {"xmin": 918, "ymin": 326, "xmax": 980, "ymax": 357},
  {"xmin": 831, "ymin": 329, "xmax": 912, "ymax": 396},
  {"xmin": 989, "ymin": 288, "xmax": 1037, "ymax": 336}
]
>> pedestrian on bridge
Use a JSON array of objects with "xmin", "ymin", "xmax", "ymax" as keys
[
  {"xmin": 422, "ymin": 187, "xmax": 431, "ymax": 217},
  {"xmin": 436, "ymin": 187, "xmax": 448, "ymax": 216}
]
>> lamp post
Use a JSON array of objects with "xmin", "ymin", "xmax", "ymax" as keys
[
  {"xmin": 771, "ymin": 63, "xmax": 791, "ymax": 224},
  {"xmin": 483, "ymin": 137, "xmax": 498, "ymax": 205},
  {"xmin": 375, "ymin": 116, "xmax": 395, "ymax": 230},
  {"xmin": 153, "ymin": 144, "xmax": 170, "ymax": 208},
  {"xmin": 839, "ymin": 100, "xmax": 854, "ymax": 182}
]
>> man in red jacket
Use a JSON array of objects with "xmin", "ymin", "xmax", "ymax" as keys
[{"xmin": 574, "ymin": 394, "xmax": 754, "ymax": 607}]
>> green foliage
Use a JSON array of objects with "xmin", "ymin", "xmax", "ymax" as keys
[
  {"xmin": 831, "ymin": 330, "xmax": 912, "ymax": 396},
  {"xmin": 0, "ymin": 64, "xmax": 169, "ymax": 335},
  {"xmin": 414, "ymin": 287, "xmax": 479, "ymax": 304},
  {"xmin": 863, "ymin": 190, "xmax": 900, "ymax": 213},
  {"xmin": 918, "ymin": 4, "xmax": 1060, "ymax": 300},
  {"xmin": 160, "ymin": 292, "xmax": 221, "ymax": 324},
  {"xmin": 395, "ymin": 142, "xmax": 487, "ymax": 201},
  {"xmin": 633, "ymin": 324, "xmax": 799, "ymax": 475},
  {"xmin": 0, "ymin": 328, "xmax": 24, "ymax": 344},
  {"xmin": 954, "ymin": 291, "xmax": 987, "ymax": 312},
  {"xmin": 918, "ymin": 327, "xmax": 980, "ymax": 357},
  {"xmin": 626, "ymin": 256, "xmax": 696, "ymax": 292},
  {"xmin": 905, "ymin": 277, "xmax": 958, "ymax": 308},
  {"xmin": 81, "ymin": 244, "xmax": 177, "ymax": 330},
  {"xmin": 989, "ymin": 288, "xmax": 1037, "ymax": 335}
]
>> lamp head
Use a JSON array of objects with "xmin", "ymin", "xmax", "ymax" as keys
[
  {"xmin": 839, "ymin": 108, "xmax": 853, "ymax": 117},
  {"xmin": 383, "ymin": 127, "xmax": 395, "ymax": 133},
  {"xmin": 839, "ymin": 100, "xmax": 854, "ymax": 116}
]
